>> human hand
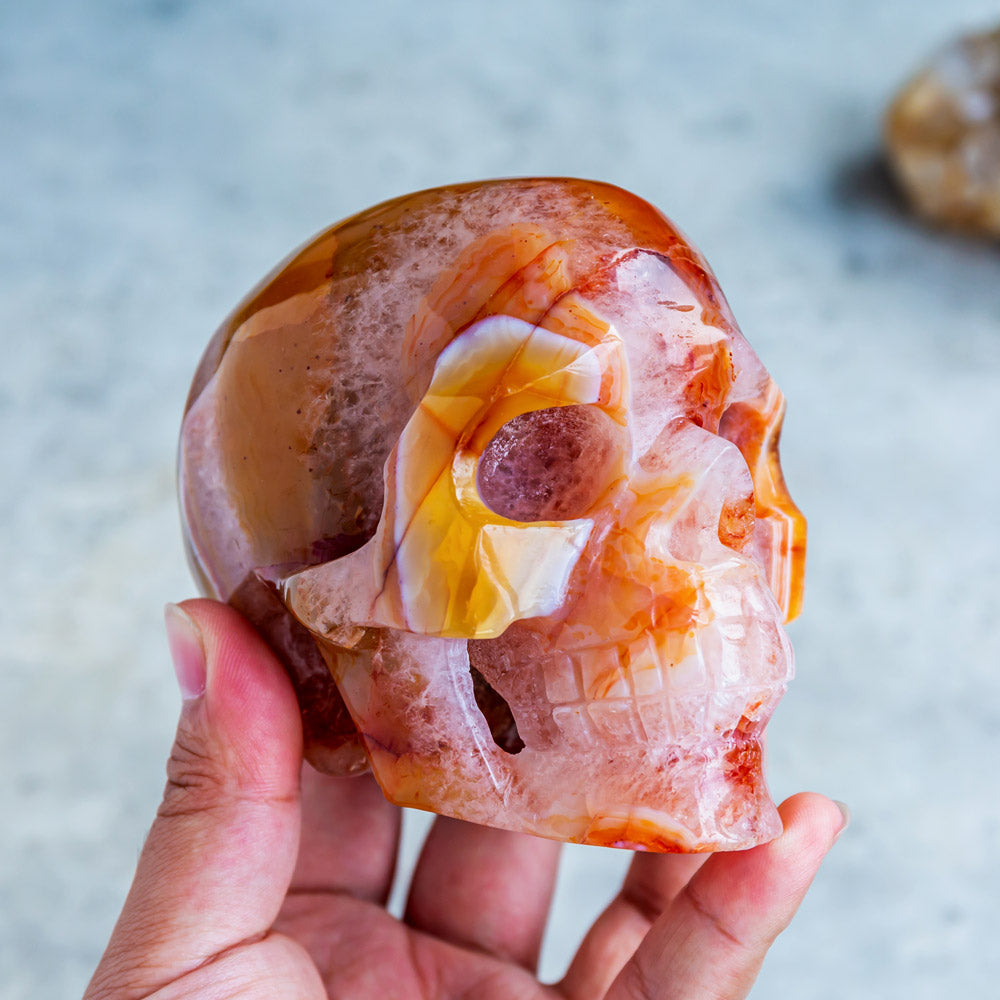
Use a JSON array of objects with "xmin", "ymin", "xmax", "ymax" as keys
[{"xmin": 84, "ymin": 599, "xmax": 845, "ymax": 1000}]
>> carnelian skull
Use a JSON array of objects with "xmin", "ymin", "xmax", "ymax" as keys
[{"xmin": 179, "ymin": 179, "xmax": 805, "ymax": 851}]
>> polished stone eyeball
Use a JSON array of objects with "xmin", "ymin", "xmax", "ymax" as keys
[{"xmin": 180, "ymin": 178, "xmax": 805, "ymax": 852}]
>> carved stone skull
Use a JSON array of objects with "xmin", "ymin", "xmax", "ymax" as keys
[{"xmin": 180, "ymin": 179, "xmax": 805, "ymax": 851}]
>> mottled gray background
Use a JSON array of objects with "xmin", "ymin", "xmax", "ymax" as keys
[{"xmin": 3, "ymin": 1, "xmax": 999, "ymax": 997}]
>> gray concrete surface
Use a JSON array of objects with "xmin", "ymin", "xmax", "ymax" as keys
[{"xmin": 3, "ymin": 1, "xmax": 999, "ymax": 997}]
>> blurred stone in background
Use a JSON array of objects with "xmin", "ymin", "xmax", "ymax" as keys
[{"xmin": 886, "ymin": 25, "xmax": 1000, "ymax": 236}]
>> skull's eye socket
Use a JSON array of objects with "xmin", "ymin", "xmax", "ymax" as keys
[{"xmin": 477, "ymin": 404, "xmax": 625, "ymax": 522}]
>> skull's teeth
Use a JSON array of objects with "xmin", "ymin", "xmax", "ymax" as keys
[{"xmin": 549, "ymin": 687, "xmax": 777, "ymax": 745}]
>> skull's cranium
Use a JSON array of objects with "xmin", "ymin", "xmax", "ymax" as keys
[{"xmin": 180, "ymin": 178, "xmax": 805, "ymax": 851}]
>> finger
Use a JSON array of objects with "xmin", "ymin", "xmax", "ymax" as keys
[
  {"xmin": 84, "ymin": 600, "xmax": 305, "ymax": 1000},
  {"xmin": 605, "ymin": 793, "xmax": 847, "ymax": 1000},
  {"xmin": 273, "ymin": 766, "xmax": 401, "ymax": 971},
  {"xmin": 559, "ymin": 852, "xmax": 709, "ymax": 999},
  {"xmin": 404, "ymin": 816, "xmax": 562, "ymax": 971},
  {"xmin": 287, "ymin": 766, "xmax": 401, "ymax": 903}
]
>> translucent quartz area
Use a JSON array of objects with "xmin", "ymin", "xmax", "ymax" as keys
[
  {"xmin": 886, "ymin": 26, "xmax": 1000, "ymax": 236},
  {"xmin": 180, "ymin": 178, "xmax": 806, "ymax": 851}
]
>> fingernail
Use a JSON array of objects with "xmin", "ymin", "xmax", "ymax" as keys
[
  {"xmin": 833, "ymin": 800, "xmax": 851, "ymax": 840},
  {"xmin": 165, "ymin": 603, "xmax": 206, "ymax": 700}
]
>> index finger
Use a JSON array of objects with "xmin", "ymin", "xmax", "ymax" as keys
[{"xmin": 605, "ymin": 793, "xmax": 846, "ymax": 1000}]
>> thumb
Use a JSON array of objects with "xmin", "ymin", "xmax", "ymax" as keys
[{"xmin": 85, "ymin": 599, "xmax": 305, "ymax": 999}]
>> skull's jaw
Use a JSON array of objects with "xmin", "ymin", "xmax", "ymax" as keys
[
  {"xmin": 365, "ymin": 721, "xmax": 782, "ymax": 852},
  {"xmin": 320, "ymin": 631, "xmax": 785, "ymax": 852}
]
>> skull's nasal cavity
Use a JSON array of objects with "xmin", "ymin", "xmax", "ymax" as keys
[{"xmin": 477, "ymin": 404, "xmax": 625, "ymax": 521}]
